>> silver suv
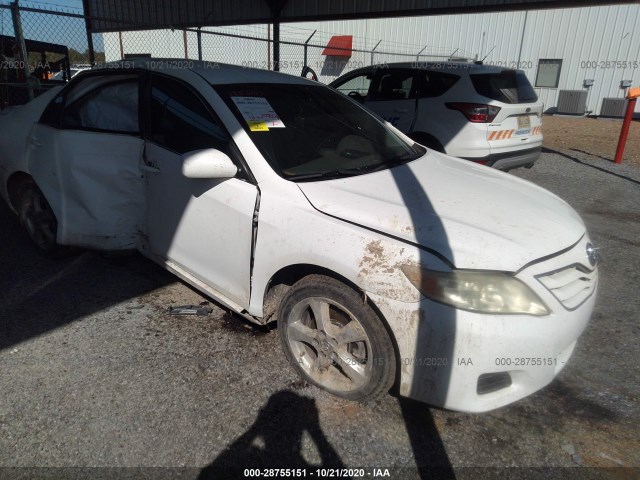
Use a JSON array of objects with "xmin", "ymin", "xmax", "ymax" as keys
[{"xmin": 330, "ymin": 62, "xmax": 543, "ymax": 170}]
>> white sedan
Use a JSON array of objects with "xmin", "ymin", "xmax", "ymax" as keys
[{"xmin": 0, "ymin": 59, "xmax": 597, "ymax": 412}]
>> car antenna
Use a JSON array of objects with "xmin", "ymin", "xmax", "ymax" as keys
[{"xmin": 480, "ymin": 46, "xmax": 496, "ymax": 63}]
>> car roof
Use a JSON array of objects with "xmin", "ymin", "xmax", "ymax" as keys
[
  {"xmin": 344, "ymin": 61, "xmax": 516, "ymax": 76},
  {"xmin": 93, "ymin": 58, "xmax": 316, "ymax": 86}
]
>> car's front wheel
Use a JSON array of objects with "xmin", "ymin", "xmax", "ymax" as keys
[
  {"xmin": 18, "ymin": 180, "xmax": 60, "ymax": 253},
  {"xmin": 278, "ymin": 275, "xmax": 396, "ymax": 401}
]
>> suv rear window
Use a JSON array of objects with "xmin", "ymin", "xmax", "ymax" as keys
[{"xmin": 470, "ymin": 71, "xmax": 537, "ymax": 104}]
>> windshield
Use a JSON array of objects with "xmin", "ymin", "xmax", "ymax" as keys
[{"xmin": 214, "ymin": 83, "xmax": 425, "ymax": 181}]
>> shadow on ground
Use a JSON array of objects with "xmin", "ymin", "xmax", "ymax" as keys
[
  {"xmin": 543, "ymin": 147, "xmax": 640, "ymax": 186},
  {"xmin": 200, "ymin": 391, "xmax": 455, "ymax": 479},
  {"xmin": 199, "ymin": 391, "xmax": 344, "ymax": 479},
  {"xmin": 0, "ymin": 200, "xmax": 175, "ymax": 351}
]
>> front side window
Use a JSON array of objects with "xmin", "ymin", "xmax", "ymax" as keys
[
  {"xmin": 331, "ymin": 72, "xmax": 373, "ymax": 100},
  {"xmin": 150, "ymin": 75, "xmax": 229, "ymax": 155},
  {"xmin": 535, "ymin": 59, "xmax": 562, "ymax": 88},
  {"xmin": 215, "ymin": 83, "xmax": 424, "ymax": 181},
  {"xmin": 61, "ymin": 79, "xmax": 139, "ymax": 133}
]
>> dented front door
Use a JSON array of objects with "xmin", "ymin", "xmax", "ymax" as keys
[{"xmin": 143, "ymin": 74, "xmax": 257, "ymax": 307}]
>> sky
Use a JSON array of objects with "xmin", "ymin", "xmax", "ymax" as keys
[{"xmin": 1, "ymin": 0, "xmax": 105, "ymax": 52}]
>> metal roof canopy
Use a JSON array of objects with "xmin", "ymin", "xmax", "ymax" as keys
[{"xmin": 82, "ymin": 0, "xmax": 638, "ymax": 70}]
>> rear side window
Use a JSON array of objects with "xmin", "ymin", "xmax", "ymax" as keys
[
  {"xmin": 61, "ymin": 80, "xmax": 139, "ymax": 133},
  {"xmin": 371, "ymin": 69, "xmax": 415, "ymax": 101},
  {"xmin": 417, "ymin": 71, "xmax": 460, "ymax": 98},
  {"xmin": 470, "ymin": 71, "xmax": 537, "ymax": 104}
]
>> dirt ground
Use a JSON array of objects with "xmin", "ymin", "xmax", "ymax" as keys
[{"xmin": 542, "ymin": 115, "xmax": 640, "ymax": 166}]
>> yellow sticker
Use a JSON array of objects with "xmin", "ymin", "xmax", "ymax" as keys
[{"xmin": 248, "ymin": 121, "xmax": 269, "ymax": 131}]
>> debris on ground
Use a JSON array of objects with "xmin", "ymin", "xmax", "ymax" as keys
[{"xmin": 168, "ymin": 305, "xmax": 213, "ymax": 316}]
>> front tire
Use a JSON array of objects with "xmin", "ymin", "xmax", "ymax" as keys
[{"xmin": 278, "ymin": 275, "xmax": 396, "ymax": 401}]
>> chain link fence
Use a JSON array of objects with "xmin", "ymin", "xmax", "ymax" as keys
[
  {"xmin": 0, "ymin": 2, "xmax": 97, "ymax": 107},
  {"xmin": 1, "ymin": 1, "xmax": 472, "ymax": 108}
]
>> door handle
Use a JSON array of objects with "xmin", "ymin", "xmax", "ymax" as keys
[
  {"xmin": 141, "ymin": 164, "xmax": 160, "ymax": 173},
  {"xmin": 30, "ymin": 138, "xmax": 42, "ymax": 147},
  {"xmin": 394, "ymin": 108, "xmax": 408, "ymax": 113}
]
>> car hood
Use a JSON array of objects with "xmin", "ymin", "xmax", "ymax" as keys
[{"xmin": 296, "ymin": 152, "xmax": 585, "ymax": 272}]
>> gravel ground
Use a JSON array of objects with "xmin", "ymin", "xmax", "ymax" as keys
[
  {"xmin": 542, "ymin": 115, "xmax": 640, "ymax": 166},
  {"xmin": 0, "ymin": 149, "xmax": 638, "ymax": 479}
]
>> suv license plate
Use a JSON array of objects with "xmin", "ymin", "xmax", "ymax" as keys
[{"xmin": 517, "ymin": 115, "xmax": 531, "ymax": 129}]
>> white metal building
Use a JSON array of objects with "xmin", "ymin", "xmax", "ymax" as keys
[{"xmin": 103, "ymin": 3, "xmax": 640, "ymax": 116}]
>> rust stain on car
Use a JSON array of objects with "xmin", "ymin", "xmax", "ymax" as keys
[{"xmin": 359, "ymin": 240, "xmax": 395, "ymax": 275}]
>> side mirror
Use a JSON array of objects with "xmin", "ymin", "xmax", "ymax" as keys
[{"xmin": 182, "ymin": 149, "xmax": 238, "ymax": 179}]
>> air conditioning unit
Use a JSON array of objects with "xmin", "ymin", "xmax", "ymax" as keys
[
  {"xmin": 557, "ymin": 90, "xmax": 588, "ymax": 115},
  {"xmin": 600, "ymin": 98, "xmax": 627, "ymax": 118}
]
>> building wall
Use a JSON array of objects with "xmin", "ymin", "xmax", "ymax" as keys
[{"xmin": 103, "ymin": 4, "xmax": 640, "ymax": 115}]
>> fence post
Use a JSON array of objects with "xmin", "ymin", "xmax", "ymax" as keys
[
  {"xmin": 183, "ymin": 29, "xmax": 188, "ymax": 59},
  {"xmin": 370, "ymin": 40, "xmax": 381, "ymax": 66},
  {"xmin": 416, "ymin": 45, "xmax": 427, "ymax": 62},
  {"xmin": 10, "ymin": 0, "xmax": 33, "ymax": 100},
  {"xmin": 614, "ymin": 88, "xmax": 639, "ymax": 165},
  {"xmin": 303, "ymin": 30, "xmax": 316, "ymax": 68}
]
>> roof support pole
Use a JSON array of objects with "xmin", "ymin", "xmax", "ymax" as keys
[
  {"xmin": 10, "ymin": 0, "xmax": 33, "ymax": 100},
  {"xmin": 266, "ymin": 0, "xmax": 287, "ymax": 71},
  {"xmin": 81, "ymin": 0, "xmax": 95, "ymax": 65},
  {"xmin": 197, "ymin": 27, "xmax": 202, "ymax": 61},
  {"xmin": 273, "ymin": 18, "xmax": 280, "ymax": 71}
]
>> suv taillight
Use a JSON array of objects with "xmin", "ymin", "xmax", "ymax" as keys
[{"xmin": 446, "ymin": 103, "xmax": 501, "ymax": 123}]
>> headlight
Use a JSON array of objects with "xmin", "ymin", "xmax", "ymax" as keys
[{"xmin": 401, "ymin": 265, "xmax": 549, "ymax": 316}]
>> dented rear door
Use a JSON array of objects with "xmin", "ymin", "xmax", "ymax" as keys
[{"xmin": 26, "ymin": 74, "xmax": 146, "ymax": 250}]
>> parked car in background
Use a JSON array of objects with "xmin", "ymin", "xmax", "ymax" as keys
[
  {"xmin": 49, "ymin": 64, "xmax": 91, "ymax": 81},
  {"xmin": 330, "ymin": 62, "xmax": 543, "ymax": 170},
  {"xmin": 0, "ymin": 34, "xmax": 72, "ymax": 109},
  {"xmin": 0, "ymin": 59, "xmax": 596, "ymax": 412}
]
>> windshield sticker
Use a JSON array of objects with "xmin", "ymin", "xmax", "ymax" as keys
[{"xmin": 231, "ymin": 96, "xmax": 285, "ymax": 131}]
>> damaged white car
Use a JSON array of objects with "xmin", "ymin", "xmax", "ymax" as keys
[{"xmin": 0, "ymin": 60, "xmax": 597, "ymax": 412}]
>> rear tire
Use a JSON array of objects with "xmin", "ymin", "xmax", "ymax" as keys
[
  {"xmin": 17, "ymin": 180, "xmax": 61, "ymax": 254},
  {"xmin": 278, "ymin": 275, "xmax": 396, "ymax": 402}
]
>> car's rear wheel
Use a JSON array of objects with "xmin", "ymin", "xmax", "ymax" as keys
[
  {"xmin": 18, "ymin": 180, "xmax": 60, "ymax": 253},
  {"xmin": 278, "ymin": 275, "xmax": 395, "ymax": 401}
]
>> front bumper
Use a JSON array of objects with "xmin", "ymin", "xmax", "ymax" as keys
[{"xmin": 370, "ymin": 236, "xmax": 597, "ymax": 412}]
